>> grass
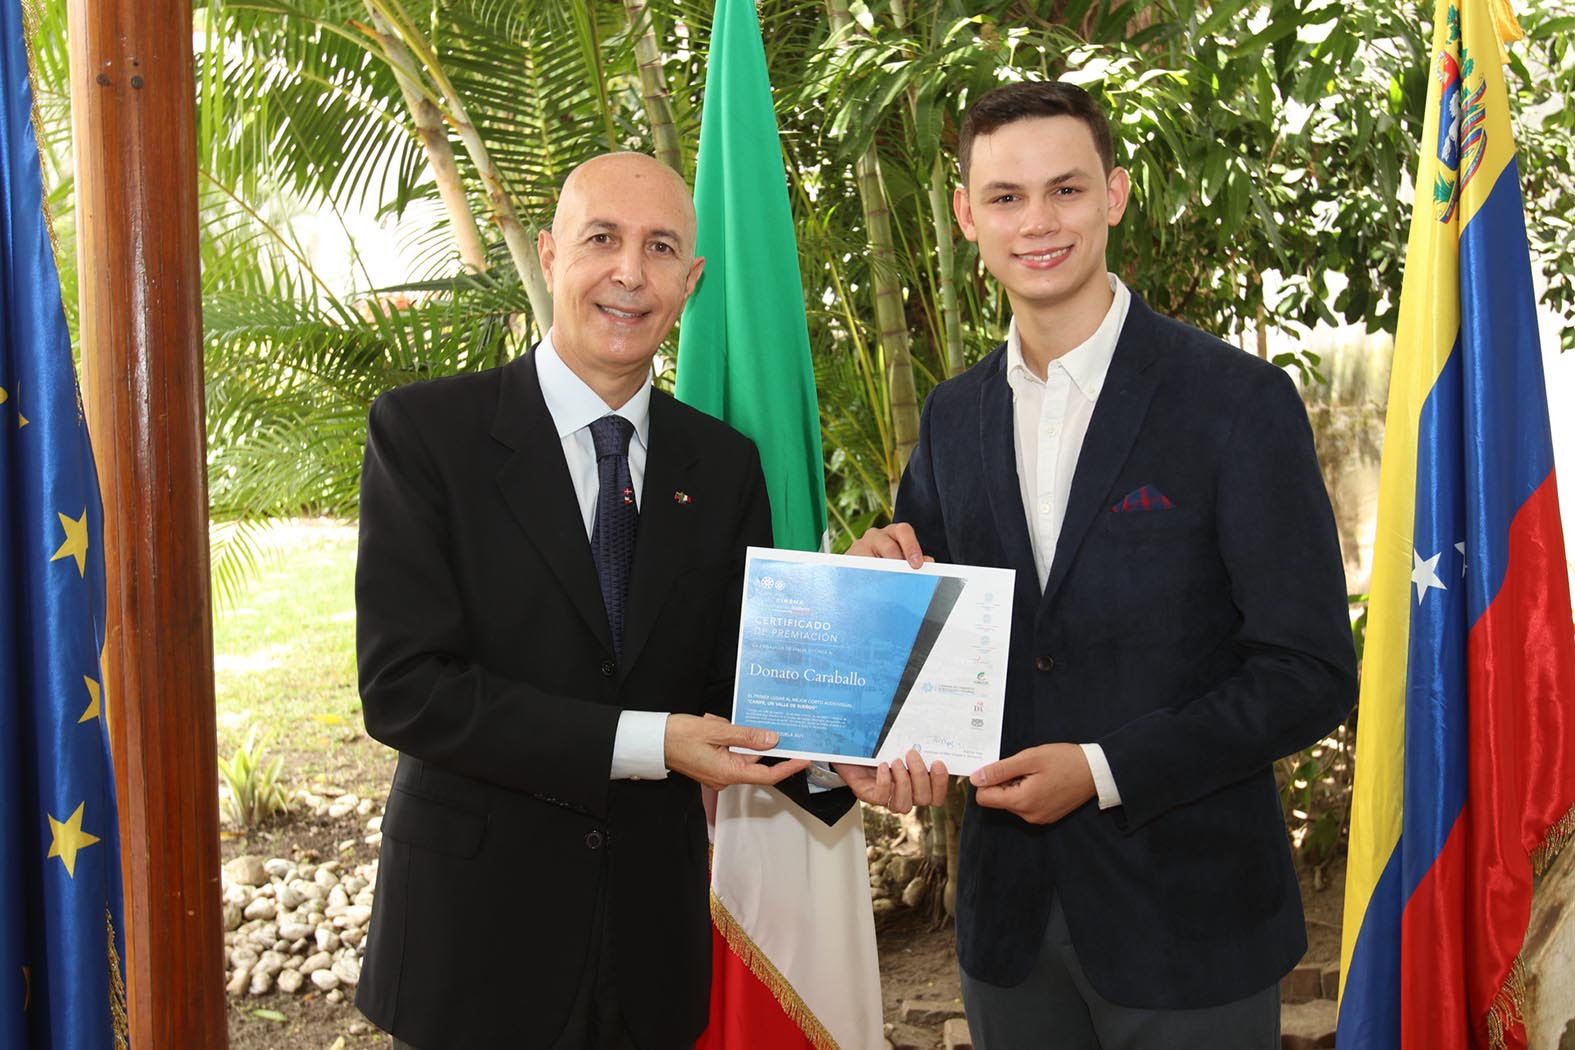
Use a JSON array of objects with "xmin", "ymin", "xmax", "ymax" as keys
[{"xmin": 211, "ymin": 519, "xmax": 389, "ymax": 801}]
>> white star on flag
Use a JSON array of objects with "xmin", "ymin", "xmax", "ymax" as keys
[
  {"xmin": 1412, "ymin": 548, "xmax": 1448, "ymax": 603},
  {"xmin": 1455, "ymin": 540, "xmax": 1467, "ymax": 577}
]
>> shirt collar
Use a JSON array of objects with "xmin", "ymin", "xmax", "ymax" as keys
[
  {"xmin": 1005, "ymin": 273, "xmax": 1131, "ymax": 401},
  {"xmin": 535, "ymin": 327, "xmax": 652, "ymax": 448}
]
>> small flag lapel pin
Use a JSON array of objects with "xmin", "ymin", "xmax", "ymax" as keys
[{"xmin": 673, "ymin": 491, "xmax": 692, "ymax": 504}]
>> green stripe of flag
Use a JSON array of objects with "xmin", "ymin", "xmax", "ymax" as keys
[{"xmin": 676, "ymin": 0, "xmax": 827, "ymax": 554}]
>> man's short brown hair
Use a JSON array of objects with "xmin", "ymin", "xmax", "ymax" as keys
[{"xmin": 958, "ymin": 81, "xmax": 1117, "ymax": 184}]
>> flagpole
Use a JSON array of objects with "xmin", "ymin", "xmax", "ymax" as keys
[{"xmin": 65, "ymin": 0, "xmax": 228, "ymax": 1045}]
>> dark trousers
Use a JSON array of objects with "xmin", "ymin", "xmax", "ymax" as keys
[
  {"xmin": 960, "ymin": 895, "xmax": 1280, "ymax": 1050},
  {"xmin": 390, "ymin": 871, "xmax": 689, "ymax": 1050}
]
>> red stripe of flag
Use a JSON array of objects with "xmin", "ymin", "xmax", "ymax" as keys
[
  {"xmin": 1464, "ymin": 475, "xmax": 1575, "ymax": 1045},
  {"xmin": 697, "ymin": 924, "xmax": 817, "ymax": 1050},
  {"xmin": 1398, "ymin": 473, "xmax": 1575, "ymax": 1049}
]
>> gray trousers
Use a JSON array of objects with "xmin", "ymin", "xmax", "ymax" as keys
[{"xmin": 960, "ymin": 895, "xmax": 1280, "ymax": 1050}]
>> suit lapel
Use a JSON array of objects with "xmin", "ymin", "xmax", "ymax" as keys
[
  {"xmin": 621, "ymin": 392, "xmax": 695, "ymax": 669},
  {"xmin": 1041, "ymin": 299, "xmax": 1164, "ymax": 608},
  {"xmin": 491, "ymin": 352, "xmax": 614, "ymax": 653},
  {"xmin": 979, "ymin": 351, "xmax": 1039, "ymax": 589}
]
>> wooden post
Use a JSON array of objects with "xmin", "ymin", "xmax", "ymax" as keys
[{"xmin": 66, "ymin": 0, "xmax": 228, "ymax": 1046}]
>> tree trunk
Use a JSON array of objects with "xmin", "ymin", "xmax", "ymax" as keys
[
  {"xmin": 366, "ymin": 7, "xmax": 488, "ymax": 274},
  {"xmin": 942, "ymin": 777, "xmax": 966, "ymax": 920},
  {"xmin": 928, "ymin": 155, "xmax": 965, "ymax": 378},
  {"xmin": 623, "ymin": 0, "xmax": 682, "ymax": 173},
  {"xmin": 362, "ymin": 1, "xmax": 552, "ymax": 330},
  {"xmin": 825, "ymin": 0, "xmax": 919, "ymax": 493},
  {"xmin": 890, "ymin": 0, "xmax": 964, "ymax": 378}
]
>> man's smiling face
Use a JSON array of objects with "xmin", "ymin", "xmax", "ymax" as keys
[
  {"xmin": 538, "ymin": 153, "xmax": 705, "ymax": 400},
  {"xmin": 953, "ymin": 115, "xmax": 1128, "ymax": 323}
]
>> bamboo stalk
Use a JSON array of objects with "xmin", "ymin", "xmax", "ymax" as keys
[
  {"xmin": 623, "ymin": 0, "xmax": 682, "ymax": 173},
  {"xmin": 366, "ymin": 6, "xmax": 487, "ymax": 273},
  {"xmin": 890, "ymin": 0, "xmax": 963, "ymax": 377},
  {"xmin": 363, "ymin": 1, "xmax": 552, "ymax": 329},
  {"xmin": 826, "ymin": 0, "xmax": 920, "ymax": 489}
]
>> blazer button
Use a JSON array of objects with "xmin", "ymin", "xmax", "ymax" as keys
[
  {"xmin": 600, "ymin": 659, "xmax": 616, "ymax": 678},
  {"xmin": 585, "ymin": 830, "xmax": 604, "ymax": 850},
  {"xmin": 1034, "ymin": 655, "xmax": 1055, "ymax": 672}
]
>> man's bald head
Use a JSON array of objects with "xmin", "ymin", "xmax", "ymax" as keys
[
  {"xmin": 552, "ymin": 152, "xmax": 697, "ymax": 249},
  {"xmin": 536, "ymin": 152, "xmax": 706, "ymax": 408}
]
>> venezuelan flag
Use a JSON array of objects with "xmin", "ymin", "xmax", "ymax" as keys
[{"xmin": 1336, "ymin": 0, "xmax": 1575, "ymax": 1047}]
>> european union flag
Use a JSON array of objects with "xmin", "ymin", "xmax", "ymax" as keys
[{"xmin": 2, "ymin": 5, "xmax": 129, "ymax": 1048}]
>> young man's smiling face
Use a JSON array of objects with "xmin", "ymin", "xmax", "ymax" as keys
[
  {"xmin": 954, "ymin": 115, "xmax": 1130, "ymax": 336},
  {"xmin": 538, "ymin": 153, "xmax": 705, "ymax": 404}
]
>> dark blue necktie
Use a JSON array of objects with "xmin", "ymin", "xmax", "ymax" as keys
[{"xmin": 589, "ymin": 414, "xmax": 638, "ymax": 660}]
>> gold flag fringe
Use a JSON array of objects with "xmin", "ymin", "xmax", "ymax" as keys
[
  {"xmin": 1483, "ymin": 799, "xmax": 1575, "ymax": 1050},
  {"xmin": 1484, "ymin": 956, "xmax": 1527, "ymax": 1050},
  {"xmin": 107, "ymin": 911, "xmax": 128, "ymax": 1050},
  {"xmin": 1530, "ymin": 801, "xmax": 1575, "ymax": 877},
  {"xmin": 710, "ymin": 892, "xmax": 840, "ymax": 1050}
]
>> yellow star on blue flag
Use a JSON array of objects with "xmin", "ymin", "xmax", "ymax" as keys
[
  {"xmin": 46, "ymin": 804, "xmax": 101, "ymax": 878},
  {"xmin": 79, "ymin": 676, "xmax": 101, "ymax": 723},
  {"xmin": 50, "ymin": 509, "xmax": 90, "ymax": 576}
]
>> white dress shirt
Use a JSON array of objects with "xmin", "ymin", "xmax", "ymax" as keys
[
  {"xmin": 534, "ymin": 331, "xmax": 669, "ymax": 781},
  {"xmin": 1004, "ymin": 274, "xmax": 1129, "ymax": 810}
]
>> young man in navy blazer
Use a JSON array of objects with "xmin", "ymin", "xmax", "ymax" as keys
[
  {"xmin": 847, "ymin": 82, "xmax": 1358, "ymax": 1048},
  {"xmin": 354, "ymin": 153, "xmax": 841, "ymax": 1050}
]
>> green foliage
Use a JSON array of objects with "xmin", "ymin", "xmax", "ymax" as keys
[
  {"xmin": 218, "ymin": 726, "xmax": 292, "ymax": 829},
  {"xmin": 28, "ymin": 0, "xmax": 1575, "ymax": 535},
  {"xmin": 1278, "ymin": 737, "xmax": 1351, "ymax": 872},
  {"xmin": 1507, "ymin": 3, "xmax": 1575, "ymax": 350}
]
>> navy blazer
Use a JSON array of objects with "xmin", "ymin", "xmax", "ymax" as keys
[
  {"xmin": 353, "ymin": 351, "xmax": 844, "ymax": 1048},
  {"xmin": 895, "ymin": 296, "xmax": 1357, "ymax": 1009}
]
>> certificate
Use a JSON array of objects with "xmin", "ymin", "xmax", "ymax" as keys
[{"xmin": 730, "ymin": 546, "xmax": 1014, "ymax": 776}]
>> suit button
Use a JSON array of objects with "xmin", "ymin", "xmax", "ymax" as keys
[
  {"xmin": 600, "ymin": 659, "xmax": 616, "ymax": 678},
  {"xmin": 584, "ymin": 831, "xmax": 604, "ymax": 850},
  {"xmin": 1034, "ymin": 655, "xmax": 1055, "ymax": 672}
]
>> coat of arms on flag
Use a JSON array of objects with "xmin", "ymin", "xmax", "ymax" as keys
[{"xmin": 1433, "ymin": 4, "xmax": 1487, "ymax": 224}]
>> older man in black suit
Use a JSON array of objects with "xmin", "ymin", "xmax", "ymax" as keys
[
  {"xmin": 848, "ymin": 82, "xmax": 1358, "ymax": 1049},
  {"xmin": 353, "ymin": 152, "xmax": 838, "ymax": 1050}
]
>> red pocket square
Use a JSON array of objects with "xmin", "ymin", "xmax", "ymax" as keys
[{"xmin": 1112, "ymin": 485, "xmax": 1175, "ymax": 513}]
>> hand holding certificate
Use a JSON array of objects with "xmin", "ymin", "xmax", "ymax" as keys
[{"xmin": 730, "ymin": 547, "xmax": 1014, "ymax": 777}]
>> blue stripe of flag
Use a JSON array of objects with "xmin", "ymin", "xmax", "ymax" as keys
[
  {"xmin": 1336, "ymin": 846, "xmax": 1403, "ymax": 1047},
  {"xmin": 1458, "ymin": 157, "xmax": 1555, "ymax": 628},
  {"xmin": 1400, "ymin": 348, "xmax": 1468, "ymax": 903}
]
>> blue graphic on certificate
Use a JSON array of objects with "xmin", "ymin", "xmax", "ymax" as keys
[{"xmin": 731, "ymin": 547, "xmax": 1014, "ymax": 776}]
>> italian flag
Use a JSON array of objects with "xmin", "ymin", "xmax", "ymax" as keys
[{"xmin": 676, "ymin": 0, "xmax": 883, "ymax": 1046}]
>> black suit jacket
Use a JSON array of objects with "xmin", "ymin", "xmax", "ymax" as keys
[
  {"xmin": 353, "ymin": 351, "xmax": 834, "ymax": 1048},
  {"xmin": 894, "ymin": 296, "xmax": 1358, "ymax": 1009}
]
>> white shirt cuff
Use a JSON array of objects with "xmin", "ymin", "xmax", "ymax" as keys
[
  {"xmin": 1079, "ymin": 742, "xmax": 1122, "ymax": 810},
  {"xmin": 611, "ymin": 710, "xmax": 670, "ymax": 781},
  {"xmin": 806, "ymin": 762, "xmax": 846, "ymax": 793}
]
